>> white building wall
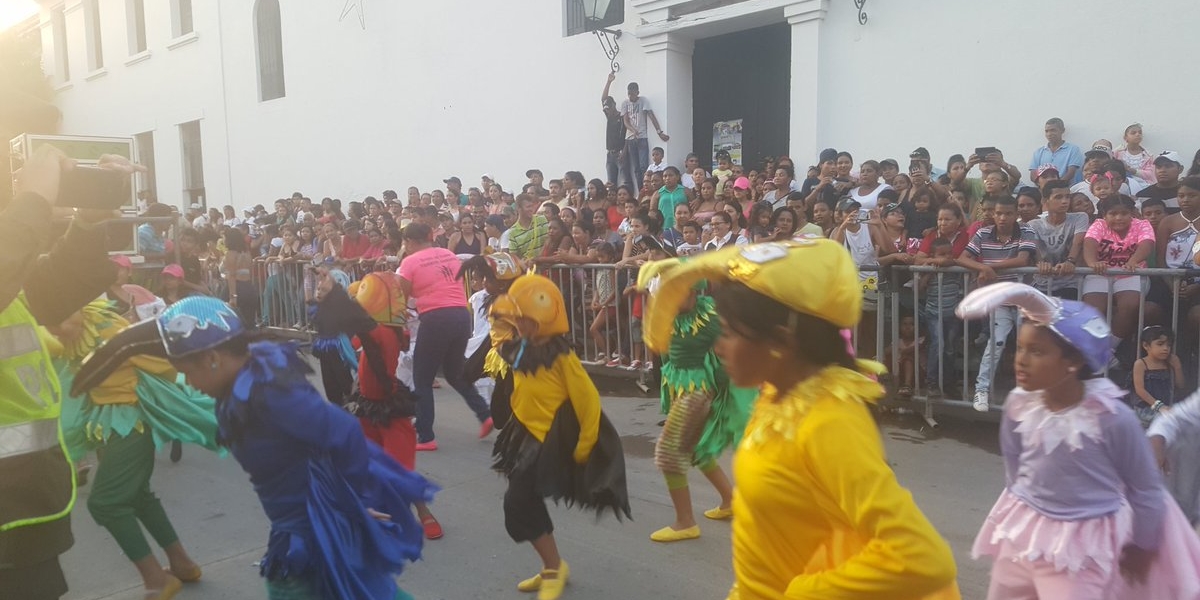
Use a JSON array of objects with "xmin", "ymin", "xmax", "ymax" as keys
[
  {"xmin": 37, "ymin": 0, "xmax": 1200, "ymax": 212},
  {"xmin": 814, "ymin": 0, "xmax": 1200, "ymax": 170},
  {"xmin": 44, "ymin": 0, "xmax": 231, "ymax": 210}
]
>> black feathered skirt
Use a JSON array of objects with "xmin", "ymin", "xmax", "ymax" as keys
[{"xmin": 492, "ymin": 402, "xmax": 631, "ymax": 542}]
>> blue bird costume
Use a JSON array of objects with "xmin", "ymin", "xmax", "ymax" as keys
[{"xmin": 71, "ymin": 296, "xmax": 436, "ymax": 600}]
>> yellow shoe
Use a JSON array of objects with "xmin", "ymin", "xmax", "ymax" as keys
[
  {"xmin": 517, "ymin": 572, "xmax": 543, "ymax": 593},
  {"xmin": 704, "ymin": 506, "xmax": 734, "ymax": 521},
  {"xmin": 537, "ymin": 560, "xmax": 569, "ymax": 600},
  {"xmin": 145, "ymin": 575, "xmax": 183, "ymax": 600},
  {"xmin": 650, "ymin": 525, "xmax": 701, "ymax": 542}
]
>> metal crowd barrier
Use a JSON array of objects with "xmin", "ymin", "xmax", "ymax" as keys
[
  {"xmin": 873, "ymin": 265, "xmax": 1197, "ymax": 427},
  {"xmin": 538, "ymin": 264, "xmax": 653, "ymax": 385}
]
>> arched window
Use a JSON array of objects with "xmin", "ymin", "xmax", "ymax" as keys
[{"xmin": 254, "ymin": 0, "xmax": 285, "ymax": 101}]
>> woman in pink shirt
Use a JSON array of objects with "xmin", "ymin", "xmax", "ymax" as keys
[
  {"xmin": 397, "ymin": 222, "xmax": 493, "ymax": 450},
  {"xmin": 1082, "ymin": 195, "xmax": 1155, "ymax": 361}
]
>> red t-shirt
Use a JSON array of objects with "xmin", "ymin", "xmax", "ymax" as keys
[
  {"xmin": 918, "ymin": 227, "xmax": 970, "ymax": 258},
  {"xmin": 340, "ymin": 233, "xmax": 373, "ymax": 260},
  {"xmin": 356, "ymin": 325, "xmax": 402, "ymax": 400}
]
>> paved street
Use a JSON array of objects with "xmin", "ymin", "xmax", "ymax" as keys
[{"xmin": 62, "ymin": 387, "xmax": 1003, "ymax": 600}]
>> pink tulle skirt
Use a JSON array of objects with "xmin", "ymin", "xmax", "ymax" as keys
[{"xmin": 974, "ymin": 489, "xmax": 1200, "ymax": 599}]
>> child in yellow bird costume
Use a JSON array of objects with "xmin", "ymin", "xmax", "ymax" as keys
[
  {"xmin": 489, "ymin": 273, "xmax": 631, "ymax": 600},
  {"xmin": 644, "ymin": 239, "xmax": 960, "ymax": 600},
  {"xmin": 51, "ymin": 301, "xmax": 220, "ymax": 599}
]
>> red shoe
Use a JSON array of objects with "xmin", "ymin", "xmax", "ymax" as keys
[
  {"xmin": 479, "ymin": 417, "xmax": 494, "ymax": 439},
  {"xmin": 415, "ymin": 440, "xmax": 438, "ymax": 452},
  {"xmin": 421, "ymin": 514, "xmax": 444, "ymax": 540}
]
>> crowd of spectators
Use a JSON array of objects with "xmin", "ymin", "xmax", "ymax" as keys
[{"xmin": 126, "ymin": 114, "xmax": 1200, "ymax": 411}]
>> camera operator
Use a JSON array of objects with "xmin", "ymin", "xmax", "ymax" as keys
[{"xmin": 0, "ymin": 146, "xmax": 131, "ymax": 600}]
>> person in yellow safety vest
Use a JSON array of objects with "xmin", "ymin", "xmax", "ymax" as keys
[{"xmin": 0, "ymin": 147, "xmax": 137, "ymax": 600}]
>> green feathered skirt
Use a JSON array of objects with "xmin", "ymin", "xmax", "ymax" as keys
[
  {"xmin": 57, "ymin": 362, "xmax": 221, "ymax": 462},
  {"xmin": 658, "ymin": 352, "xmax": 756, "ymax": 468}
]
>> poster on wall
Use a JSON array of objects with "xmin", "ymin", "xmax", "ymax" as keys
[{"xmin": 712, "ymin": 119, "xmax": 743, "ymax": 168}]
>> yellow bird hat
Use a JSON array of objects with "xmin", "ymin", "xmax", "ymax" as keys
[
  {"xmin": 489, "ymin": 273, "xmax": 569, "ymax": 341},
  {"xmin": 353, "ymin": 272, "xmax": 408, "ymax": 328},
  {"xmin": 639, "ymin": 239, "xmax": 863, "ymax": 353}
]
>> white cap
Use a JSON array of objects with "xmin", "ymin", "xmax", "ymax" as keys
[
  {"xmin": 1155, "ymin": 150, "xmax": 1183, "ymax": 167},
  {"xmin": 271, "ymin": 237, "xmax": 284, "ymax": 248},
  {"xmin": 189, "ymin": 202, "xmax": 203, "ymax": 211}
]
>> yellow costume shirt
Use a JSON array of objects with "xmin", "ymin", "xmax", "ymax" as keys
[
  {"xmin": 510, "ymin": 351, "xmax": 601, "ymax": 465},
  {"xmin": 729, "ymin": 367, "xmax": 959, "ymax": 600}
]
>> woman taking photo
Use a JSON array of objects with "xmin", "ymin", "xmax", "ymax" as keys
[
  {"xmin": 643, "ymin": 239, "xmax": 959, "ymax": 600},
  {"xmin": 397, "ymin": 223, "xmax": 493, "ymax": 449}
]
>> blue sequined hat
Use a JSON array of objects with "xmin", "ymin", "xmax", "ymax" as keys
[
  {"xmin": 156, "ymin": 296, "xmax": 245, "ymax": 358},
  {"xmin": 957, "ymin": 282, "xmax": 1113, "ymax": 374}
]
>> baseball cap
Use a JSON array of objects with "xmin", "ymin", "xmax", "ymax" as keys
[
  {"xmin": 1155, "ymin": 151, "xmax": 1183, "ymax": 167},
  {"xmin": 818, "ymin": 148, "xmax": 838, "ymax": 164},
  {"xmin": 732, "ymin": 176, "xmax": 751, "ymax": 190},
  {"xmin": 1034, "ymin": 164, "xmax": 1061, "ymax": 179},
  {"xmin": 443, "ymin": 176, "xmax": 462, "ymax": 186},
  {"xmin": 481, "ymin": 173, "xmax": 492, "ymax": 180},
  {"xmin": 836, "ymin": 198, "xmax": 862, "ymax": 213},
  {"xmin": 525, "ymin": 169, "xmax": 542, "ymax": 178},
  {"xmin": 161, "ymin": 264, "xmax": 185, "ymax": 278},
  {"xmin": 1091, "ymin": 139, "xmax": 1113, "ymax": 153},
  {"xmin": 189, "ymin": 203, "xmax": 203, "ymax": 211},
  {"xmin": 879, "ymin": 158, "xmax": 900, "ymax": 170},
  {"xmin": 110, "ymin": 255, "xmax": 133, "ymax": 269},
  {"xmin": 382, "ymin": 189, "xmax": 398, "ymax": 200}
]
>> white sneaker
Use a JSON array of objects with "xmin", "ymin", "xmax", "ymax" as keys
[{"xmin": 973, "ymin": 390, "xmax": 990, "ymax": 412}]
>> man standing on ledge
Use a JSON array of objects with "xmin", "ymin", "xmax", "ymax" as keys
[{"xmin": 621, "ymin": 81, "xmax": 670, "ymax": 193}]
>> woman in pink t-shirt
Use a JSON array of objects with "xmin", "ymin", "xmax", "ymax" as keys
[
  {"xmin": 1082, "ymin": 195, "xmax": 1155, "ymax": 351},
  {"xmin": 397, "ymin": 222, "xmax": 493, "ymax": 450}
]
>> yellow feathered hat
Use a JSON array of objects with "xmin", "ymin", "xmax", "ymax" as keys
[
  {"xmin": 489, "ymin": 273, "xmax": 569, "ymax": 342},
  {"xmin": 639, "ymin": 239, "xmax": 862, "ymax": 353},
  {"xmin": 353, "ymin": 272, "xmax": 408, "ymax": 328}
]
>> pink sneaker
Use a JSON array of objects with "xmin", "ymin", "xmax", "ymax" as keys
[
  {"xmin": 415, "ymin": 440, "xmax": 439, "ymax": 452},
  {"xmin": 479, "ymin": 417, "xmax": 494, "ymax": 439}
]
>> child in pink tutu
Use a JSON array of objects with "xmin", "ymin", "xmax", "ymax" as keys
[{"xmin": 957, "ymin": 282, "xmax": 1200, "ymax": 600}]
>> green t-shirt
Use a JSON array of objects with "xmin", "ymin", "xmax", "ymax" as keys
[{"xmin": 508, "ymin": 215, "xmax": 549, "ymax": 260}]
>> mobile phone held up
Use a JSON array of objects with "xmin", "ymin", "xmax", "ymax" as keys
[
  {"xmin": 975, "ymin": 147, "xmax": 1000, "ymax": 161},
  {"xmin": 856, "ymin": 208, "xmax": 871, "ymax": 222},
  {"xmin": 55, "ymin": 166, "xmax": 131, "ymax": 210}
]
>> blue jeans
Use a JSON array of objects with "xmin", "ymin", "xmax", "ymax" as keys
[
  {"xmin": 413, "ymin": 307, "xmax": 490, "ymax": 442},
  {"xmin": 606, "ymin": 149, "xmax": 624, "ymax": 187},
  {"xmin": 921, "ymin": 306, "xmax": 960, "ymax": 386},
  {"xmin": 975, "ymin": 305, "xmax": 1017, "ymax": 393},
  {"xmin": 624, "ymin": 138, "xmax": 650, "ymax": 192}
]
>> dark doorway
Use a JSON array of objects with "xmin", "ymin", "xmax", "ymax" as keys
[{"xmin": 691, "ymin": 23, "xmax": 790, "ymax": 173}]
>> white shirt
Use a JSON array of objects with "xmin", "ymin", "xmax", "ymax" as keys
[
  {"xmin": 465, "ymin": 290, "xmax": 492, "ymax": 358},
  {"xmin": 703, "ymin": 231, "xmax": 748, "ymax": 252},
  {"xmin": 1069, "ymin": 180, "xmax": 1145, "ymax": 208},
  {"xmin": 498, "ymin": 229, "xmax": 513, "ymax": 252}
]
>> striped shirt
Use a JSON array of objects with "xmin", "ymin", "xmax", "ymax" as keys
[
  {"xmin": 507, "ymin": 215, "xmax": 549, "ymax": 260},
  {"xmin": 965, "ymin": 224, "xmax": 1037, "ymax": 282}
]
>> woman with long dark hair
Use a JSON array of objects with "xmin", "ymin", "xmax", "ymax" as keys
[
  {"xmin": 221, "ymin": 229, "xmax": 259, "ymax": 325},
  {"xmin": 643, "ymin": 239, "xmax": 959, "ymax": 599}
]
